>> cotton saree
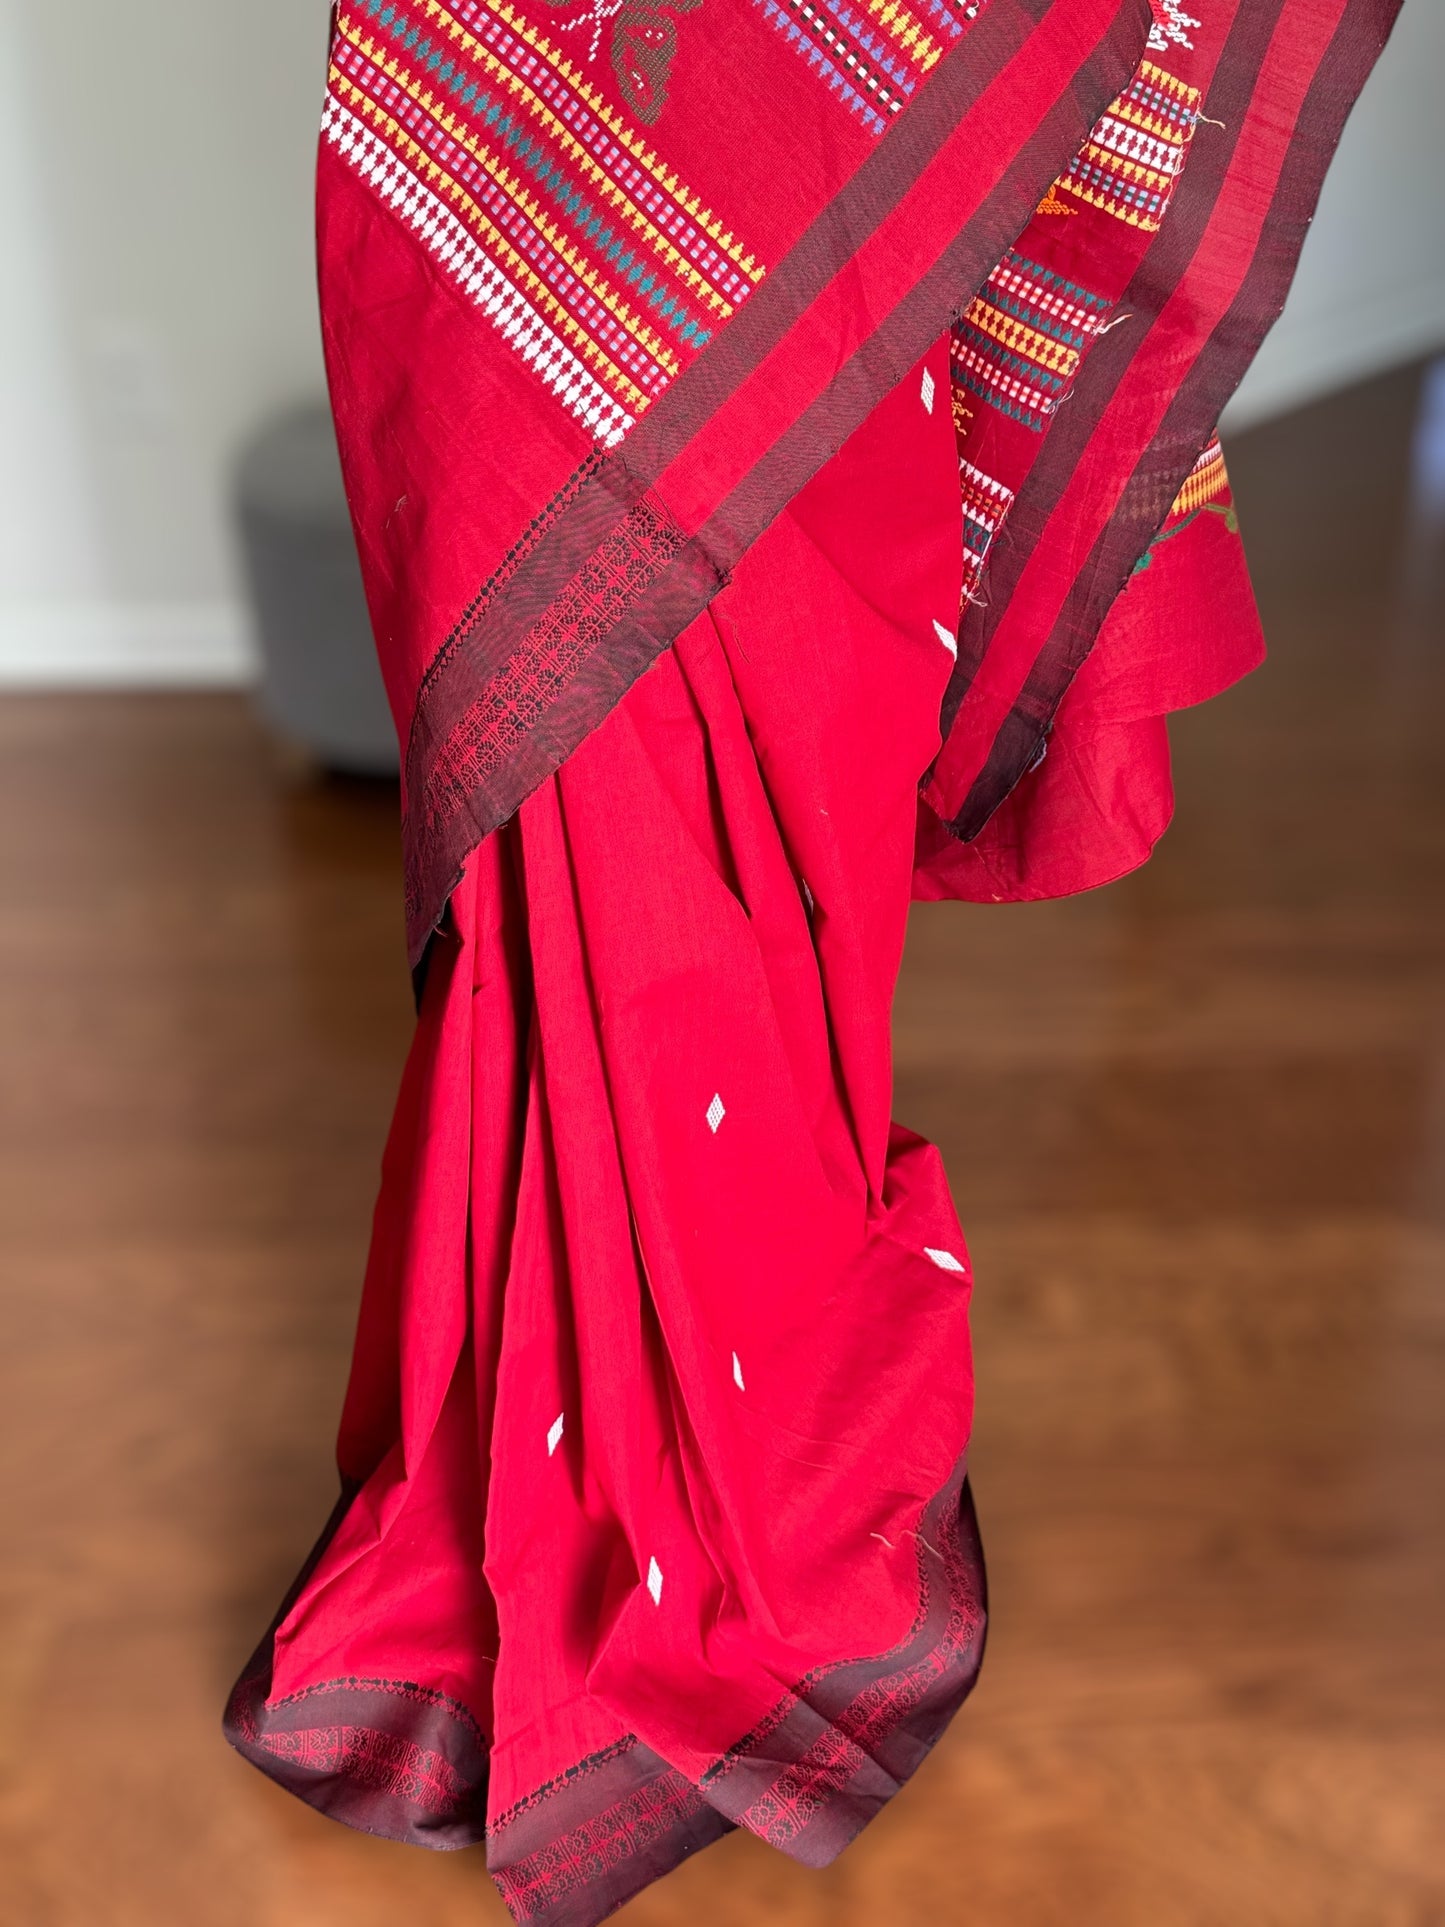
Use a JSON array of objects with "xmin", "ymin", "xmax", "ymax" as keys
[{"xmin": 225, "ymin": 0, "xmax": 1401, "ymax": 1919}]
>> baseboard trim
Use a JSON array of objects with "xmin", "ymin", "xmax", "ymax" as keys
[{"xmin": 0, "ymin": 601, "xmax": 257, "ymax": 687}]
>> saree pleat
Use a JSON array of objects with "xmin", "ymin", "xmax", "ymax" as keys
[{"xmin": 228, "ymin": 346, "xmax": 990, "ymax": 1919}]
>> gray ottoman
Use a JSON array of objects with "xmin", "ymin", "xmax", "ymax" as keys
[{"xmin": 234, "ymin": 403, "xmax": 399, "ymax": 777}]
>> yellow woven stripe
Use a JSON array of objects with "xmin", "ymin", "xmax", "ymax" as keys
[
  {"xmin": 414, "ymin": 0, "xmax": 762, "ymax": 288},
  {"xmin": 339, "ymin": 12, "xmax": 738, "ymax": 322},
  {"xmin": 1103, "ymin": 61, "xmax": 1201, "ymax": 141},
  {"xmin": 1111, "ymin": 98, "xmax": 1195, "ymax": 143},
  {"xmin": 1093, "ymin": 61, "xmax": 1202, "ymax": 144},
  {"xmin": 335, "ymin": 72, "xmax": 654, "ymax": 410},
  {"xmin": 339, "ymin": 33, "xmax": 683, "ymax": 374},
  {"xmin": 1136, "ymin": 59, "xmax": 1202, "ymax": 107},
  {"xmin": 1065, "ymin": 179, "xmax": 1163, "ymax": 231},
  {"xmin": 861, "ymin": 0, "xmax": 942, "ymax": 71},
  {"xmin": 965, "ymin": 298, "xmax": 1082, "ymax": 379},
  {"xmin": 1035, "ymin": 185, "xmax": 1079, "ymax": 216},
  {"xmin": 1171, "ymin": 446, "xmax": 1228, "ymax": 516}
]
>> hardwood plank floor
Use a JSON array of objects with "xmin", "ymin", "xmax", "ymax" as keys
[{"xmin": 1, "ymin": 361, "xmax": 1442, "ymax": 1925}]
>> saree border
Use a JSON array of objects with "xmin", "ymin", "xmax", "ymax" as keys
[
  {"xmin": 222, "ymin": 1468, "xmax": 985, "ymax": 1924},
  {"xmin": 931, "ymin": 0, "xmax": 1405, "ymax": 839},
  {"xmin": 486, "ymin": 1468, "xmax": 987, "ymax": 1924},
  {"xmin": 485, "ymin": 1741, "xmax": 729, "ymax": 1927},
  {"xmin": 222, "ymin": 1484, "xmax": 494, "ymax": 1849},
  {"xmin": 398, "ymin": 0, "xmax": 1152, "ymax": 964}
]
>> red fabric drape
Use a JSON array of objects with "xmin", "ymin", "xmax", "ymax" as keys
[{"xmin": 226, "ymin": 0, "xmax": 1401, "ymax": 1912}]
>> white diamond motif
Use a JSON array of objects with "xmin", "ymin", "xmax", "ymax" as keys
[
  {"xmin": 646, "ymin": 1556, "xmax": 664, "ymax": 1605},
  {"xmin": 921, "ymin": 366, "xmax": 936, "ymax": 414},
  {"xmin": 932, "ymin": 618, "xmax": 959, "ymax": 658},
  {"xmin": 925, "ymin": 1246, "xmax": 966, "ymax": 1273},
  {"xmin": 706, "ymin": 1093, "xmax": 726, "ymax": 1134},
  {"xmin": 547, "ymin": 1412, "xmax": 565, "ymax": 1455}
]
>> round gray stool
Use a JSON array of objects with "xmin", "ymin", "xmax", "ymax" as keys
[{"xmin": 234, "ymin": 404, "xmax": 399, "ymax": 777}]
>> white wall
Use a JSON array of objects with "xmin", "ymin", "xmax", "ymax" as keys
[
  {"xmin": 0, "ymin": 0, "xmax": 1440, "ymax": 686},
  {"xmin": 1227, "ymin": 0, "xmax": 1445, "ymax": 430},
  {"xmin": 0, "ymin": 0, "xmax": 332, "ymax": 682}
]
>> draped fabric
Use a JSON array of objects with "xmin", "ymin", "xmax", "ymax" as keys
[{"xmin": 226, "ymin": 0, "xmax": 1401, "ymax": 1919}]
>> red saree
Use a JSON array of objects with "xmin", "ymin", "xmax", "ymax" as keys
[{"xmin": 225, "ymin": 0, "xmax": 1400, "ymax": 1919}]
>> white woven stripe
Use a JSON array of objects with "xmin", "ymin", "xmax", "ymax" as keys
[
  {"xmin": 953, "ymin": 339, "xmax": 1057, "ymax": 421},
  {"xmin": 447, "ymin": 0, "xmax": 757, "ymax": 308},
  {"xmin": 959, "ymin": 456, "xmax": 1014, "ymax": 510},
  {"xmin": 1090, "ymin": 115, "xmax": 1189, "ymax": 175},
  {"xmin": 985, "ymin": 263, "xmax": 1109, "ymax": 336},
  {"xmin": 324, "ymin": 99, "xmax": 635, "ymax": 448}
]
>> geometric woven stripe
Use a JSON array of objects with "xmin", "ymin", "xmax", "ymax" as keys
[
  {"xmin": 1057, "ymin": 59, "xmax": 1201, "ymax": 231},
  {"xmin": 328, "ymin": 0, "xmax": 763, "ymax": 445},
  {"xmin": 751, "ymin": 0, "xmax": 985, "ymax": 137},
  {"xmin": 950, "ymin": 250, "xmax": 1113, "ymax": 430},
  {"xmin": 325, "ymin": 100, "xmax": 636, "ymax": 442},
  {"xmin": 259, "ymin": 1723, "xmax": 468, "ymax": 1810},
  {"xmin": 958, "ymin": 457, "xmax": 1015, "ymax": 602},
  {"xmin": 1168, "ymin": 433, "xmax": 1228, "ymax": 517}
]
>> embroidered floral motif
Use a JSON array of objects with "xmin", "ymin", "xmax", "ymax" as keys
[
  {"xmin": 1147, "ymin": 0, "xmax": 1200, "ymax": 53},
  {"xmin": 554, "ymin": 0, "xmax": 704, "ymax": 124},
  {"xmin": 1131, "ymin": 435, "xmax": 1238, "ymax": 573}
]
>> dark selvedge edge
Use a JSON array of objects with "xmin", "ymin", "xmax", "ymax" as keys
[
  {"xmin": 940, "ymin": 0, "xmax": 1405, "ymax": 841},
  {"xmin": 221, "ymin": 1482, "xmax": 494, "ymax": 1849},
  {"xmin": 486, "ymin": 1741, "xmax": 730, "ymax": 1927},
  {"xmin": 221, "ymin": 1469, "xmax": 983, "ymax": 1926},
  {"xmin": 399, "ymin": 0, "xmax": 1151, "ymax": 968},
  {"xmin": 485, "ymin": 1467, "xmax": 985, "ymax": 1924}
]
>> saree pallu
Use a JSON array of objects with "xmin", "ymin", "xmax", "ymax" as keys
[{"xmin": 226, "ymin": 0, "xmax": 1400, "ymax": 1918}]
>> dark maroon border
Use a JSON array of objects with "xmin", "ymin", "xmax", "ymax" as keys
[
  {"xmin": 398, "ymin": 0, "xmax": 1151, "ymax": 964},
  {"xmin": 487, "ymin": 1740, "xmax": 730, "ymax": 1927},
  {"xmin": 222, "ymin": 1484, "xmax": 494, "ymax": 1848},
  {"xmin": 695, "ymin": 1470, "xmax": 987, "ymax": 1866},
  {"xmin": 939, "ymin": 0, "xmax": 1404, "ymax": 839},
  {"xmin": 484, "ymin": 1468, "xmax": 986, "ymax": 1924},
  {"xmin": 224, "ymin": 1470, "xmax": 985, "ymax": 1926},
  {"xmin": 225, "ymin": 1665, "xmax": 492, "ymax": 1847}
]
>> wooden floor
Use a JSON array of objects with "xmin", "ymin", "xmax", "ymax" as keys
[{"xmin": 2, "ymin": 362, "xmax": 1443, "ymax": 1926}]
